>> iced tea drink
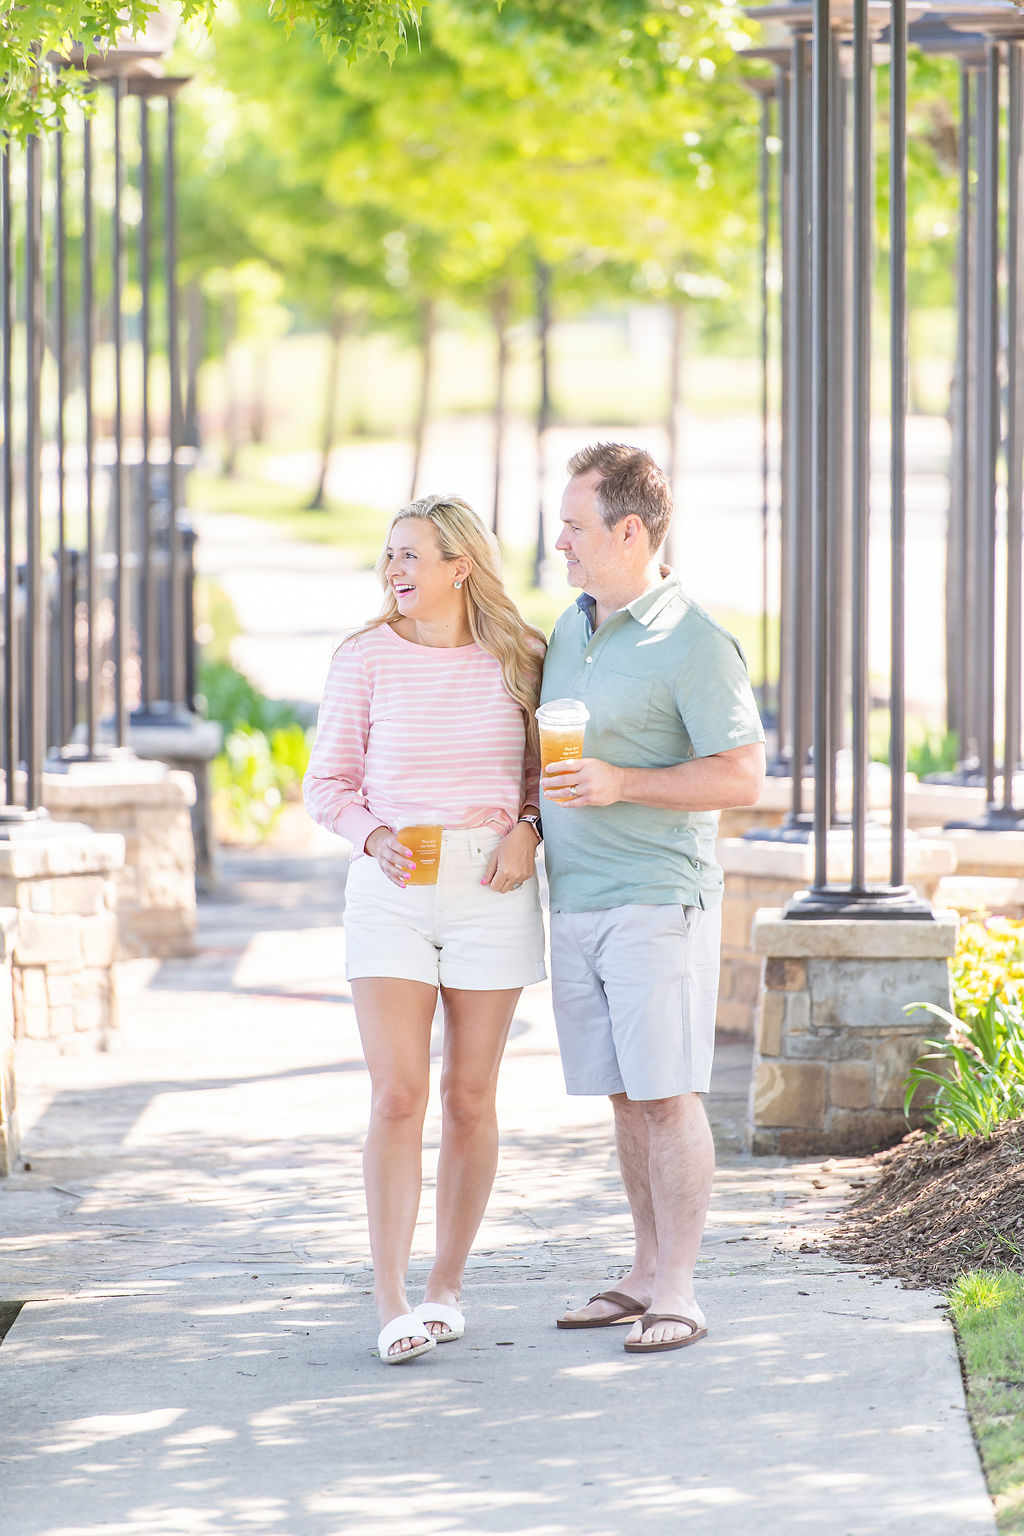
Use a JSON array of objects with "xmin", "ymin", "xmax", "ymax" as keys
[
  {"xmin": 397, "ymin": 823, "xmax": 443, "ymax": 885},
  {"xmin": 536, "ymin": 699, "xmax": 590, "ymax": 773}
]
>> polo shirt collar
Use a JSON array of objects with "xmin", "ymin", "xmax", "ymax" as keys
[{"xmin": 577, "ymin": 567, "xmax": 679, "ymax": 632}]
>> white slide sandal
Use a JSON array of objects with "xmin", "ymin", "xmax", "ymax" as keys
[
  {"xmin": 377, "ymin": 1312, "xmax": 436, "ymax": 1364},
  {"xmin": 413, "ymin": 1301, "xmax": 466, "ymax": 1342}
]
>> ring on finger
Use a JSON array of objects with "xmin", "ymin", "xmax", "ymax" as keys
[{"xmin": 569, "ymin": 785, "xmax": 578, "ymax": 798}]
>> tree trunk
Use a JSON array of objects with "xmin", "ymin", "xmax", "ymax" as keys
[
  {"xmin": 249, "ymin": 343, "xmax": 269, "ymax": 444},
  {"xmin": 308, "ymin": 309, "xmax": 346, "ymax": 511},
  {"xmin": 491, "ymin": 283, "xmax": 510, "ymax": 541},
  {"xmin": 409, "ymin": 298, "xmax": 436, "ymax": 502},
  {"xmin": 533, "ymin": 258, "xmax": 552, "ymax": 586},
  {"xmin": 183, "ymin": 279, "xmax": 203, "ymax": 450},
  {"xmin": 664, "ymin": 300, "xmax": 686, "ymax": 569},
  {"xmin": 221, "ymin": 290, "xmax": 239, "ymax": 478}
]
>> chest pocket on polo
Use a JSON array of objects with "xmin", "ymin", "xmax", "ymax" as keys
[{"xmin": 596, "ymin": 668, "xmax": 655, "ymax": 732}]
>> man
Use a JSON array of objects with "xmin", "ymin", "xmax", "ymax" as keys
[{"xmin": 539, "ymin": 442, "xmax": 765, "ymax": 1354}]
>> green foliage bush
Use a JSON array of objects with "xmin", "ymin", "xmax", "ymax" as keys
[
  {"xmin": 199, "ymin": 658, "xmax": 312, "ymax": 840},
  {"xmin": 904, "ymin": 917, "xmax": 1024, "ymax": 1138}
]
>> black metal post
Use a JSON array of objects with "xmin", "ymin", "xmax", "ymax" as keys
[
  {"xmin": 112, "ymin": 75, "xmax": 128, "ymax": 748},
  {"xmin": 24, "ymin": 135, "xmax": 44, "ymax": 811},
  {"xmin": 83, "ymin": 110, "xmax": 98, "ymax": 756},
  {"xmin": 139, "ymin": 91, "xmax": 156, "ymax": 711},
  {"xmin": 165, "ymin": 95, "xmax": 185, "ymax": 708},
  {"xmin": 980, "ymin": 42, "xmax": 1000, "ymax": 807},
  {"xmin": 759, "ymin": 83, "xmax": 773, "ymax": 724},
  {"xmin": 2, "ymin": 150, "xmax": 16, "ymax": 806},
  {"xmin": 809, "ymin": 0, "xmax": 831, "ymax": 894},
  {"xmin": 889, "ymin": 0, "xmax": 909, "ymax": 889},
  {"xmin": 850, "ymin": 0, "xmax": 872, "ymax": 894},
  {"xmin": 1001, "ymin": 40, "xmax": 1024, "ymax": 819},
  {"xmin": 791, "ymin": 30, "xmax": 812, "ymax": 828},
  {"xmin": 55, "ymin": 127, "xmax": 71, "ymax": 747},
  {"xmin": 776, "ymin": 63, "xmax": 792, "ymax": 771}
]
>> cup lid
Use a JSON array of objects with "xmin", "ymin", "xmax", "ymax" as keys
[{"xmin": 535, "ymin": 697, "xmax": 590, "ymax": 724}]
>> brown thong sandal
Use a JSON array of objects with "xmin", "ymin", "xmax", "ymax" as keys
[
  {"xmin": 623, "ymin": 1312, "xmax": 708, "ymax": 1353},
  {"xmin": 556, "ymin": 1289, "xmax": 648, "ymax": 1329}
]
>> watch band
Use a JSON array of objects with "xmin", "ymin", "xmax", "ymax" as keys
[{"xmin": 518, "ymin": 812, "xmax": 542, "ymax": 842}]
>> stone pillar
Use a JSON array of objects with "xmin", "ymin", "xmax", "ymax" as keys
[
  {"xmin": 43, "ymin": 760, "xmax": 198, "ymax": 959},
  {"xmin": 128, "ymin": 715, "xmax": 223, "ymax": 891},
  {"xmin": 0, "ymin": 909, "xmax": 18, "ymax": 1174},
  {"xmin": 0, "ymin": 828, "xmax": 126, "ymax": 1052},
  {"xmin": 718, "ymin": 832, "xmax": 956, "ymax": 1037},
  {"xmin": 748, "ymin": 907, "xmax": 958, "ymax": 1155}
]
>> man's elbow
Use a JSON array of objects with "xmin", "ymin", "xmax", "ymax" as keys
[{"xmin": 726, "ymin": 747, "xmax": 766, "ymax": 808}]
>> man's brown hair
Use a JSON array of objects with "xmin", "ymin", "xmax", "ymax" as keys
[{"xmin": 566, "ymin": 442, "xmax": 673, "ymax": 552}]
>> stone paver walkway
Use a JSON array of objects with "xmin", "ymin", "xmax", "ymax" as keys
[{"xmin": 0, "ymin": 831, "xmax": 995, "ymax": 1536}]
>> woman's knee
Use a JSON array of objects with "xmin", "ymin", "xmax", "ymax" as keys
[
  {"xmin": 439, "ymin": 1078, "xmax": 495, "ymax": 1131},
  {"xmin": 370, "ymin": 1081, "xmax": 429, "ymax": 1125}
]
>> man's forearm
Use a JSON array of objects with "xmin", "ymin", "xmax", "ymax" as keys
[{"xmin": 616, "ymin": 747, "xmax": 765, "ymax": 812}]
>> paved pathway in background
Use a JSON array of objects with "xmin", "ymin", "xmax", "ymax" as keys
[
  {"xmin": 0, "ymin": 832, "xmax": 995, "ymax": 1536},
  {"xmin": 193, "ymin": 413, "xmax": 951, "ymax": 714}
]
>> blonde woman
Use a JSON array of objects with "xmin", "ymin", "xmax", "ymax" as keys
[{"xmin": 304, "ymin": 495, "xmax": 546, "ymax": 1364}]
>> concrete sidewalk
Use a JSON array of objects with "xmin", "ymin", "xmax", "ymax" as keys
[{"xmin": 0, "ymin": 834, "xmax": 995, "ymax": 1536}]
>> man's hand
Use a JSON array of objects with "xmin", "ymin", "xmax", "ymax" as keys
[{"xmin": 542, "ymin": 757, "xmax": 624, "ymax": 808}]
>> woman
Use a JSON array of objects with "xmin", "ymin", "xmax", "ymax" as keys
[{"xmin": 304, "ymin": 495, "xmax": 546, "ymax": 1364}]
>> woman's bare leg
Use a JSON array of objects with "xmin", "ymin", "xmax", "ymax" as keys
[
  {"xmin": 352, "ymin": 976, "xmax": 437, "ymax": 1358},
  {"xmin": 421, "ymin": 986, "xmax": 520, "ymax": 1332}
]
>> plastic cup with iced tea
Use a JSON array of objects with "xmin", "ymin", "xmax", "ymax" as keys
[
  {"xmin": 536, "ymin": 699, "xmax": 590, "ymax": 773},
  {"xmin": 396, "ymin": 820, "xmax": 443, "ymax": 885}
]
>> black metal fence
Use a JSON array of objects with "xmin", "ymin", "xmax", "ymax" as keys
[
  {"xmin": 1, "ymin": 50, "xmax": 196, "ymax": 825},
  {"xmin": 745, "ymin": 0, "xmax": 1024, "ymax": 917}
]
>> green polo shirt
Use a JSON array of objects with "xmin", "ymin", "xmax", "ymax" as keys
[{"xmin": 540, "ymin": 573, "xmax": 764, "ymax": 913}]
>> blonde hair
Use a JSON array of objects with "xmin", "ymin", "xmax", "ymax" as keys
[{"xmin": 348, "ymin": 494, "xmax": 546, "ymax": 755}]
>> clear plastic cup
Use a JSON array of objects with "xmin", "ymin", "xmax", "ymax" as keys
[
  {"xmin": 536, "ymin": 698, "xmax": 590, "ymax": 773},
  {"xmin": 396, "ymin": 820, "xmax": 443, "ymax": 885}
]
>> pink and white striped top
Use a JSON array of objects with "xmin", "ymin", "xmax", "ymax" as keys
[{"xmin": 303, "ymin": 622, "xmax": 541, "ymax": 856}]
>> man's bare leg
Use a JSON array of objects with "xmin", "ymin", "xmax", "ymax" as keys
[
  {"xmin": 625, "ymin": 1091, "xmax": 715, "ymax": 1347},
  {"xmin": 558, "ymin": 1092, "xmax": 657, "ymax": 1323}
]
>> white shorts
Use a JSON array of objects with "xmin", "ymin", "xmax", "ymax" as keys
[
  {"xmin": 344, "ymin": 827, "xmax": 547, "ymax": 991},
  {"xmin": 549, "ymin": 903, "xmax": 721, "ymax": 1100}
]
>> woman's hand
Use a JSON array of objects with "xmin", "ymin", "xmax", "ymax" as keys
[
  {"xmin": 364, "ymin": 826, "xmax": 416, "ymax": 889},
  {"xmin": 481, "ymin": 823, "xmax": 539, "ymax": 893}
]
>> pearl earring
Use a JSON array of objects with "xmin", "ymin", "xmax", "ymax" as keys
[{"xmin": 454, "ymin": 580, "xmax": 463, "ymax": 590}]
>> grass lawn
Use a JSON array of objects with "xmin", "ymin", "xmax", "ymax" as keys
[{"xmin": 949, "ymin": 1270, "xmax": 1024, "ymax": 1533}]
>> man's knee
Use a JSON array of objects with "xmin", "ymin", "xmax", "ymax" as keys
[{"xmin": 640, "ymin": 1091, "xmax": 704, "ymax": 1125}]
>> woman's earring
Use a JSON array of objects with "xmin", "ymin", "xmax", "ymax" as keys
[{"xmin": 454, "ymin": 580, "xmax": 463, "ymax": 590}]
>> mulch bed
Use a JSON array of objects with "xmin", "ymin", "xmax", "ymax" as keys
[{"xmin": 827, "ymin": 1118, "xmax": 1024, "ymax": 1288}]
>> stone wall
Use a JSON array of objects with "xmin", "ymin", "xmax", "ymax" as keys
[
  {"xmin": 717, "ymin": 833, "xmax": 956, "ymax": 1037},
  {"xmin": 748, "ymin": 909, "xmax": 958, "ymax": 1156},
  {"xmin": 0, "ymin": 829, "xmax": 125, "ymax": 1051},
  {"xmin": 0, "ymin": 909, "xmax": 18, "ymax": 1174},
  {"xmin": 43, "ymin": 762, "xmax": 198, "ymax": 958}
]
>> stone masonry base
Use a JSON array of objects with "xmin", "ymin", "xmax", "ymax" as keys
[
  {"xmin": 718, "ymin": 833, "xmax": 955, "ymax": 1038},
  {"xmin": 43, "ymin": 761, "xmax": 198, "ymax": 959},
  {"xmin": 0, "ymin": 827, "xmax": 126, "ymax": 1052},
  {"xmin": 748, "ymin": 908, "xmax": 958, "ymax": 1156},
  {"xmin": 0, "ymin": 909, "xmax": 18, "ymax": 1173}
]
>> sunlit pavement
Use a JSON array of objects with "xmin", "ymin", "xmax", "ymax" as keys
[{"xmin": 0, "ymin": 830, "xmax": 995, "ymax": 1536}]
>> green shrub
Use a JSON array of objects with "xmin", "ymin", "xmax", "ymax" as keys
[
  {"xmin": 199, "ymin": 659, "xmax": 312, "ymax": 842},
  {"xmin": 903, "ymin": 994, "xmax": 1024, "ymax": 1137},
  {"xmin": 869, "ymin": 710, "xmax": 959, "ymax": 778}
]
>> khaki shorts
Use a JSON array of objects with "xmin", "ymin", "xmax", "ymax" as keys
[
  {"xmin": 344, "ymin": 827, "xmax": 546, "ymax": 991},
  {"xmin": 549, "ymin": 903, "xmax": 721, "ymax": 1100}
]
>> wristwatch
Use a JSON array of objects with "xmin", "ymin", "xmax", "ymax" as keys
[{"xmin": 518, "ymin": 812, "xmax": 543, "ymax": 843}]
